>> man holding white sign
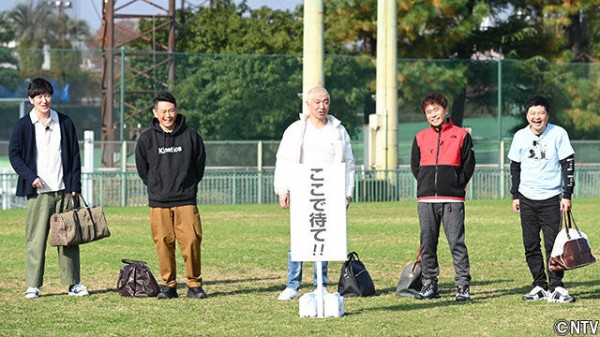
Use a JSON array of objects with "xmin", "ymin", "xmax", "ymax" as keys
[{"xmin": 274, "ymin": 87, "xmax": 355, "ymax": 301}]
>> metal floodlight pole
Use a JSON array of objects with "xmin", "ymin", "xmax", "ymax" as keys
[{"xmin": 101, "ymin": 0, "xmax": 177, "ymax": 168}]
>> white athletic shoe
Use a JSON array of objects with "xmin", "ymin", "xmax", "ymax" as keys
[
  {"xmin": 277, "ymin": 287, "xmax": 299, "ymax": 301},
  {"xmin": 24, "ymin": 287, "xmax": 40, "ymax": 299},
  {"xmin": 548, "ymin": 287, "xmax": 575, "ymax": 303},
  {"xmin": 68, "ymin": 284, "xmax": 89, "ymax": 297},
  {"xmin": 522, "ymin": 286, "xmax": 548, "ymax": 301}
]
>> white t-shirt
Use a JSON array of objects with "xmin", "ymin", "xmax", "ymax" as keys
[{"xmin": 507, "ymin": 123, "xmax": 574, "ymax": 200}]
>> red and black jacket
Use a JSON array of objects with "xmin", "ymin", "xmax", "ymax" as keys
[{"xmin": 410, "ymin": 119, "xmax": 475, "ymax": 201}]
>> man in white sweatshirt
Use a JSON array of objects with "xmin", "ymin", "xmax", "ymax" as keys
[{"xmin": 273, "ymin": 86, "xmax": 355, "ymax": 301}]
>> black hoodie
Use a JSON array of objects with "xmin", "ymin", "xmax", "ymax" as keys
[{"xmin": 135, "ymin": 114, "xmax": 206, "ymax": 207}]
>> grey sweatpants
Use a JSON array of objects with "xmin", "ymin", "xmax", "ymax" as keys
[{"xmin": 418, "ymin": 202, "xmax": 471, "ymax": 287}]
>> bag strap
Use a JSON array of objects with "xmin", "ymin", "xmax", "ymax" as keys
[
  {"xmin": 347, "ymin": 251, "xmax": 359, "ymax": 261},
  {"xmin": 79, "ymin": 194, "xmax": 91, "ymax": 209},
  {"xmin": 567, "ymin": 210, "xmax": 582, "ymax": 236},
  {"xmin": 560, "ymin": 210, "xmax": 571, "ymax": 240},
  {"xmin": 75, "ymin": 194, "xmax": 98, "ymax": 231}
]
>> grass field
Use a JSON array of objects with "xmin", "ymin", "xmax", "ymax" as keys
[{"xmin": 1, "ymin": 200, "xmax": 599, "ymax": 336}]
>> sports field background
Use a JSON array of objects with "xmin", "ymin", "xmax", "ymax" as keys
[{"xmin": 1, "ymin": 200, "xmax": 599, "ymax": 336}]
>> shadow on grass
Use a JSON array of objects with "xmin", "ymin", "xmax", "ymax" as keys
[
  {"xmin": 369, "ymin": 277, "xmax": 600, "ymax": 307},
  {"xmin": 37, "ymin": 276, "xmax": 284, "ymax": 298},
  {"xmin": 187, "ymin": 276, "xmax": 282, "ymax": 297},
  {"xmin": 375, "ymin": 279, "xmax": 516, "ymax": 297},
  {"xmin": 566, "ymin": 279, "xmax": 600, "ymax": 299}
]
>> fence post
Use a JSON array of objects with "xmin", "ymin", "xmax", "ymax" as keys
[
  {"xmin": 257, "ymin": 140, "xmax": 263, "ymax": 204},
  {"xmin": 1, "ymin": 169, "xmax": 10, "ymax": 210},
  {"xmin": 497, "ymin": 59, "xmax": 504, "ymax": 200},
  {"xmin": 499, "ymin": 139, "xmax": 505, "ymax": 199},
  {"xmin": 120, "ymin": 140, "xmax": 127, "ymax": 207},
  {"xmin": 232, "ymin": 172, "xmax": 237, "ymax": 204},
  {"xmin": 83, "ymin": 131, "xmax": 94, "ymax": 205}
]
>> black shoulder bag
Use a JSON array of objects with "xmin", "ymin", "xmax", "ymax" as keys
[{"xmin": 337, "ymin": 251, "xmax": 376, "ymax": 297}]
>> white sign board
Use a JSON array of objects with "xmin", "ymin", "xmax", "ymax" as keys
[{"xmin": 290, "ymin": 164, "xmax": 347, "ymax": 262}]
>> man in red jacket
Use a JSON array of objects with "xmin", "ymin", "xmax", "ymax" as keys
[{"xmin": 410, "ymin": 92, "xmax": 476, "ymax": 301}]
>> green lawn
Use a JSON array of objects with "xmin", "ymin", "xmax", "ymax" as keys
[{"xmin": 1, "ymin": 200, "xmax": 599, "ymax": 336}]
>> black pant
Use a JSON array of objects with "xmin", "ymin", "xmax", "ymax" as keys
[{"xmin": 519, "ymin": 194, "xmax": 564, "ymax": 291}]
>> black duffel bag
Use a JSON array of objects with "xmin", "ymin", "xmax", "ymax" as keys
[
  {"xmin": 337, "ymin": 251, "xmax": 376, "ymax": 297},
  {"xmin": 117, "ymin": 259, "xmax": 161, "ymax": 297}
]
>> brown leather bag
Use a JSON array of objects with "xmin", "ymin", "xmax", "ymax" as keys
[
  {"xmin": 50, "ymin": 195, "xmax": 111, "ymax": 246},
  {"xmin": 117, "ymin": 259, "xmax": 160, "ymax": 297},
  {"xmin": 549, "ymin": 210, "xmax": 596, "ymax": 272}
]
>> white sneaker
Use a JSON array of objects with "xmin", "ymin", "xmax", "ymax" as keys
[
  {"xmin": 277, "ymin": 287, "xmax": 298, "ymax": 301},
  {"xmin": 68, "ymin": 284, "xmax": 89, "ymax": 297},
  {"xmin": 24, "ymin": 287, "xmax": 40, "ymax": 299},
  {"xmin": 522, "ymin": 286, "xmax": 548, "ymax": 301},
  {"xmin": 548, "ymin": 287, "xmax": 576, "ymax": 303}
]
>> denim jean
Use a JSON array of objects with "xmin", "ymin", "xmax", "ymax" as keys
[{"xmin": 285, "ymin": 249, "xmax": 328, "ymax": 290}]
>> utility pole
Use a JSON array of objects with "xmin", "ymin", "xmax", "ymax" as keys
[
  {"xmin": 369, "ymin": 0, "xmax": 397, "ymax": 171},
  {"xmin": 301, "ymin": 0, "xmax": 325, "ymax": 107}
]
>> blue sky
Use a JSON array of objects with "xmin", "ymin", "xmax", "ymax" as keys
[{"xmin": 1, "ymin": 0, "xmax": 302, "ymax": 33}]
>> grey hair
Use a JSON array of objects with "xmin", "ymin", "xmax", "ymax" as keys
[{"xmin": 305, "ymin": 86, "xmax": 330, "ymax": 102}]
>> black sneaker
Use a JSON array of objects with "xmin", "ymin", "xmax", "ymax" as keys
[
  {"xmin": 455, "ymin": 285, "xmax": 470, "ymax": 301},
  {"xmin": 186, "ymin": 286, "xmax": 208, "ymax": 299},
  {"xmin": 157, "ymin": 286, "xmax": 178, "ymax": 299},
  {"xmin": 416, "ymin": 283, "xmax": 440, "ymax": 300}
]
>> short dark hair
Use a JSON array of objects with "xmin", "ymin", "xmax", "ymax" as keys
[
  {"xmin": 420, "ymin": 92, "xmax": 448, "ymax": 113},
  {"xmin": 525, "ymin": 95, "xmax": 550, "ymax": 114},
  {"xmin": 28, "ymin": 78, "xmax": 54, "ymax": 98},
  {"xmin": 153, "ymin": 91, "xmax": 177, "ymax": 108}
]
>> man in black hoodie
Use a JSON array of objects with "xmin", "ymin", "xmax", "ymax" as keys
[{"xmin": 135, "ymin": 91, "xmax": 207, "ymax": 299}]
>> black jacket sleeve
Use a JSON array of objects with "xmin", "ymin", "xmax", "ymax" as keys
[
  {"xmin": 510, "ymin": 160, "xmax": 521, "ymax": 199},
  {"xmin": 560, "ymin": 154, "xmax": 575, "ymax": 200},
  {"xmin": 410, "ymin": 137, "xmax": 420, "ymax": 179},
  {"xmin": 461, "ymin": 133, "xmax": 475, "ymax": 183}
]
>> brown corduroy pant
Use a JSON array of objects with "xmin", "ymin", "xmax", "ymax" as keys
[{"xmin": 150, "ymin": 205, "xmax": 203, "ymax": 288}]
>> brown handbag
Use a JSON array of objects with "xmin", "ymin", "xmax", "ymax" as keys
[
  {"xmin": 549, "ymin": 210, "xmax": 596, "ymax": 272},
  {"xmin": 50, "ymin": 195, "xmax": 111, "ymax": 246},
  {"xmin": 117, "ymin": 259, "xmax": 160, "ymax": 297}
]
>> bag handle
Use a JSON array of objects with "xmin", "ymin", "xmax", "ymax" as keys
[
  {"xmin": 347, "ymin": 251, "xmax": 360, "ymax": 261},
  {"xmin": 560, "ymin": 210, "xmax": 571, "ymax": 240},
  {"xmin": 560, "ymin": 209, "xmax": 582, "ymax": 241},
  {"xmin": 122, "ymin": 259, "xmax": 148, "ymax": 265},
  {"xmin": 567, "ymin": 210, "xmax": 583, "ymax": 237}
]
